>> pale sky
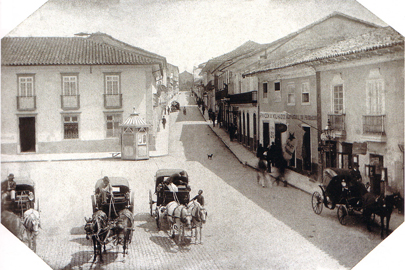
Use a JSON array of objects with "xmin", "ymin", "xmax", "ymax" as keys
[{"xmin": 0, "ymin": 0, "xmax": 404, "ymax": 73}]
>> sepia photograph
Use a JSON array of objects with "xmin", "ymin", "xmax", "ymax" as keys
[{"xmin": 1, "ymin": 0, "xmax": 404, "ymax": 269}]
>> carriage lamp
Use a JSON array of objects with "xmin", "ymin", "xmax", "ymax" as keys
[
  {"xmin": 125, "ymin": 192, "xmax": 130, "ymax": 200},
  {"xmin": 28, "ymin": 191, "xmax": 34, "ymax": 201}
]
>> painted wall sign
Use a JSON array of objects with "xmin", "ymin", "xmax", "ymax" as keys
[
  {"xmin": 260, "ymin": 112, "xmax": 316, "ymax": 121},
  {"xmin": 353, "ymin": 142, "xmax": 367, "ymax": 155}
]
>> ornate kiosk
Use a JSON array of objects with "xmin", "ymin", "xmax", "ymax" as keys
[{"xmin": 120, "ymin": 109, "xmax": 150, "ymax": 160}]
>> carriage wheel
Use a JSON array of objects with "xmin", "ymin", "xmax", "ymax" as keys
[
  {"xmin": 337, "ymin": 205, "xmax": 348, "ymax": 225},
  {"xmin": 129, "ymin": 191, "xmax": 135, "ymax": 213},
  {"xmin": 155, "ymin": 209, "xmax": 161, "ymax": 230},
  {"xmin": 312, "ymin": 191, "xmax": 323, "ymax": 215},
  {"xmin": 149, "ymin": 190, "xmax": 154, "ymax": 216}
]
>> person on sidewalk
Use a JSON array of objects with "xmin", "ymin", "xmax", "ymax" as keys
[
  {"xmin": 229, "ymin": 123, "xmax": 236, "ymax": 141},
  {"xmin": 256, "ymin": 158, "xmax": 270, "ymax": 188},
  {"xmin": 265, "ymin": 144, "xmax": 272, "ymax": 173},
  {"xmin": 212, "ymin": 113, "xmax": 216, "ymax": 127},
  {"xmin": 256, "ymin": 143, "xmax": 265, "ymax": 159},
  {"xmin": 162, "ymin": 116, "xmax": 167, "ymax": 129},
  {"xmin": 202, "ymin": 106, "xmax": 205, "ymax": 116},
  {"xmin": 275, "ymin": 158, "xmax": 288, "ymax": 187},
  {"xmin": 268, "ymin": 142, "xmax": 276, "ymax": 167}
]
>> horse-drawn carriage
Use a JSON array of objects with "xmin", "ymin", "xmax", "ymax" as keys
[
  {"xmin": 1, "ymin": 175, "xmax": 40, "ymax": 252},
  {"xmin": 311, "ymin": 168, "xmax": 366, "ymax": 223},
  {"xmin": 312, "ymin": 168, "xmax": 403, "ymax": 238},
  {"xmin": 85, "ymin": 176, "xmax": 134, "ymax": 262},
  {"xmin": 149, "ymin": 169, "xmax": 191, "ymax": 230},
  {"xmin": 91, "ymin": 177, "xmax": 134, "ymax": 218},
  {"xmin": 170, "ymin": 101, "xmax": 180, "ymax": 112},
  {"xmin": 1, "ymin": 176, "xmax": 39, "ymax": 216},
  {"xmin": 149, "ymin": 169, "xmax": 207, "ymax": 244}
]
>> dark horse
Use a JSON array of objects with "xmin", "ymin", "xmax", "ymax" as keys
[
  {"xmin": 112, "ymin": 208, "xmax": 134, "ymax": 259},
  {"xmin": 362, "ymin": 192, "xmax": 403, "ymax": 239},
  {"xmin": 84, "ymin": 209, "xmax": 133, "ymax": 263},
  {"xmin": 84, "ymin": 210, "xmax": 109, "ymax": 263}
]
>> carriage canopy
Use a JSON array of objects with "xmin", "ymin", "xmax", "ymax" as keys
[
  {"xmin": 95, "ymin": 177, "xmax": 130, "ymax": 193},
  {"xmin": 154, "ymin": 169, "xmax": 188, "ymax": 190}
]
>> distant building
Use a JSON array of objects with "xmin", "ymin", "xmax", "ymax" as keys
[
  {"xmin": 1, "ymin": 34, "xmax": 167, "ymax": 154},
  {"xmin": 179, "ymin": 71, "xmax": 193, "ymax": 92}
]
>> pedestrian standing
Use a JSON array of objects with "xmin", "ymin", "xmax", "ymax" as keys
[
  {"xmin": 212, "ymin": 113, "xmax": 216, "ymax": 127},
  {"xmin": 265, "ymin": 144, "xmax": 272, "ymax": 173},
  {"xmin": 256, "ymin": 158, "xmax": 269, "ymax": 188},
  {"xmin": 202, "ymin": 106, "xmax": 205, "ymax": 116},
  {"xmin": 162, "ymin": 116, "xmax": 166, "ymax": 129},
  {"xmin": 269, "ymin": 142, "xmax": 276, "ymax": 167},
  {"xmin": 256, "ymin": 143, "xmax": 265, "ymax": 159},
  {"xmin": 229, "ymin": 123, "xmax": 235, "ymax": 141}
]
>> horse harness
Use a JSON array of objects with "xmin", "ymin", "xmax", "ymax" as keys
[{"xmin": 167, "ymin": 204, "xmax": 191, "ymax": 223}]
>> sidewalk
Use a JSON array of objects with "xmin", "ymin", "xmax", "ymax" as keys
[
  {"xmin": 1, "ymin": 115, "xmax": 170, "ymax": 163},
  {"xmin": 200, "ymin": 108, "xmax": 403, "ymax": 230},
  {"xmin": 200, "ymin": 109, "xmax": 319, "ymax": 194}
]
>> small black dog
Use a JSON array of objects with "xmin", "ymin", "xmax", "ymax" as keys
[{"xmin": 207, "ymin": 154, "xmax": 213, "ymax": 160}]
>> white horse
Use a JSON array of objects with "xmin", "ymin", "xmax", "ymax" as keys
[
  {"xmin": 187, "ymin": 200, "xmax": 207, "ymax": 244},
  {"xmin": 22, "ymin": 208, "xmax": 41, "ymax": 252},
  {"xmin": 166, "ymin": 201, "xmax": 192, "ymax": 244},
  {"xmin": 1, "ymin": 209, "xmax": 40, "ymax": 252}
]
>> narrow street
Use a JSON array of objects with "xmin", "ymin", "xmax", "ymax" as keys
[{"xmin": 0, "ymin": 92, "xmax": 392, "ymax": 269}]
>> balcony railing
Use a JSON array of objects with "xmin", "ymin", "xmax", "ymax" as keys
[
  {"xmin": 229, "ymin": 90, "xmax": 257, "ymax": 104},
  {"xmin": 61, "ymin": 95, "xmax": 80, "ymax": 110},
  {"xmin": 363, "ymin": 115, "xmax": 385, "ymax": 135},
  {"xmin": 17, "ymin": 96, "xmax": 36, "ymax": 111},
  {"xmin": 104, "ymin": 94, "xmax": 122, "ymax": 108},
  {"xmin": 328, "ymin": 113, "xmax": 345, "ymax": 131}
]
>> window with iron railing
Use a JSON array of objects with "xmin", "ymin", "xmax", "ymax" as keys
[
  {"xmin": 61, "ymin": 75, "xmax": 80, "ymax": 109},
  {"xmin": 363, "ymin": 115, "xmax": 385, "ymax": 135},
  {"xmin": 63, "ymin": 115, "xmax": 79, "ymax": 139},
  {"xmin": 328, "ymin": 114, "xmax": 345, "ymax": 131},
  {"xmin": 364, "ymin": 70, "xmax": 385, "ymax": 135},
  {"xmin": 17, "ymin": 75, "xmax": 36, "ymax": 111},
  {"xmin": 104, "ymin": 73, "xmax": 122, "ymax": 108}
]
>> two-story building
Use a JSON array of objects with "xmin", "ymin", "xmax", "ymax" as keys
[
  {"xmin": 242, "ymin": 12, "xmax": 382, "ymax": 178},
  {"xmin": 1, "ymin": 34, "xmax": 167, "ymax": 154}
]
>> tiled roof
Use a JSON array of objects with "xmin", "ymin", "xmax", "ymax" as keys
[
  {"xmin": 1, "ymin": 36, "xmax": 164, "ymax": 66},
  {"xmin": 202, "ymin": 41, "xmax": 262, "ymax": 73},
  {"xmin": 244, "ymin": 27, "xmax": 404, "ymax": 76}
]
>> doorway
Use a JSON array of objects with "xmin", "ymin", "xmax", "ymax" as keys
[
  {"xmin": 302, "ymin": 126, "xmax": 311, "ymax": 170},
  {"xmin": 19, "ymin": 117, "xmax": 36, "ymax": 152},
  {"xmin": 263, "ymin": 122, "xmax": 269, "ymax": 149}
]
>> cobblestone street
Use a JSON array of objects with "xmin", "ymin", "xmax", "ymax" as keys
[{"xmin": 1, "ymin": 93, "xmax": 401, "ymax": 269}]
